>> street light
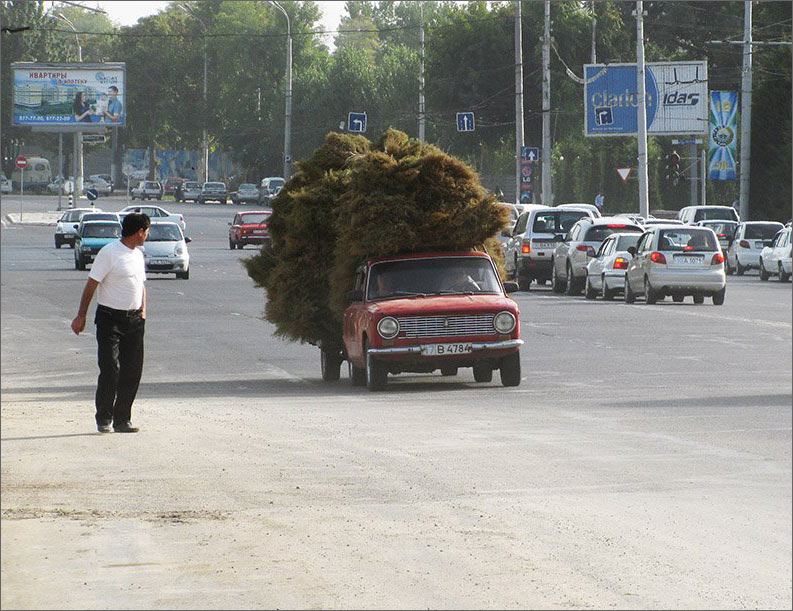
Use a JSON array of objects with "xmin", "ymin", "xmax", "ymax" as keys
[
  {"xmin": 179, "ymin": 4, "xmax": 209, "ymax": 184},
  {"xmin": 56, "ymin": 13, "xmax": 84, "ymax": 200},
  {"xmin": 269, "ymin": 0, "xmax": 293, "ymax": 180}
]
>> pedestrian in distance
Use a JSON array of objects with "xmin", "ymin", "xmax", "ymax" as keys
[
  {"xmin": 71, "ymin": 213, "xmax": 151, "ymax": 433},
  {"xmin": 594, "ymin": 190, "xmax": 605, "ymax": 213}
]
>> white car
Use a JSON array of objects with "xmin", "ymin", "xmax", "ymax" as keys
[
  {"xmin": 118, "ymin": 204, "xmax": 186, "ymax": 232},
  {"xmin": 584, "ymin": 232, "xmax": 642, "ymax": 300},
  {"xmin": 54, "ymin": 207, "xmax": 102, "ymax": 248},
  {"xmin": 131, "ymin": 181, "xmax": 163, "ymax": 200},
  {"xmin": 759, "ymin": 225, "xmax": 792, "ymax": 282},
  {"xmin": 556, "ymin": 203, "xmax": 602, "ymax": 218},
  {"xmin": 1, "ymin": 175, "xmax": 12, "ymax": 193},
  {"xmin": 726, "ymin": 221, "xmax": 784, "ymax": 275},
  {"xmin": 83, "ymin": 176, "xmax": 112, "ymax": 197},
  {"xmin": 142, "ymin": 221, "xmax": 191, "ymax": 279}
]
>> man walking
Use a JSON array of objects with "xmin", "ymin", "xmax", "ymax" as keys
[
  {"xmin": 594, "ymin": 190, "xmax": 605, "ymax": 213},
  {"xmin": 71, "ymin": 213, "xmax": 150, "ymax": 433}
]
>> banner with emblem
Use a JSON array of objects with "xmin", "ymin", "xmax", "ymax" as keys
[{"xmin": 708, "ymin": 91, "xmax": 738, "ymax": 181}]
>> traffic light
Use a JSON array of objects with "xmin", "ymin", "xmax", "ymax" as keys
[{"xmin": 665, "ymin": 151, "xmax": 681, "ymax": 185}]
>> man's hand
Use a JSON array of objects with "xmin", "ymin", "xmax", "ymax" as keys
[{"xmin": 71, "ymin": 314, "xmax": 86, "ymax": 335}]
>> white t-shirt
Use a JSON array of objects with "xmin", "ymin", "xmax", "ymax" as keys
[{"xmin": 89, "ymin": 240, "xmax": 146, "ymax": 310}]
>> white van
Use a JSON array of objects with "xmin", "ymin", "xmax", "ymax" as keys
[
  {"xmin": 678, "ymin": 205, "xmax": 739, "ymax": 225},
  {"xmin": 11, "ymin": 156, "xmax": 51, "ymax": 190}
]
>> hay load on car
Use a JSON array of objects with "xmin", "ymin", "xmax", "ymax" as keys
[{"xmin": 243, "ymin": 128, "xmax": 510, "ymax": 355}]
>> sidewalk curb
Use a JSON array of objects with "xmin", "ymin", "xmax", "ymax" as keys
[{"xmin": 4, "ymin": 212, "xmax": 61, "ymax": 226}]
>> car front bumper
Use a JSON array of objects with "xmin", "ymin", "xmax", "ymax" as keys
[{"xmin": 368, "ymin": 338, "xmax": 524, "ymax": 356}]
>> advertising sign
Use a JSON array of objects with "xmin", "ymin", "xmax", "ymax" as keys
[
  {"xmin": 584, "ymin": 62, "xmax": 707, "ymax": 136},
  {"xmin": 707, "ymin": 91, "xmax": 738, "ymax": 181},
  {"xmin": 11, "ymin": 63, "xmax": 126, "ymax": 127}
]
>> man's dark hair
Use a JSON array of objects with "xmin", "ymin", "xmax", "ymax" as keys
[
  {"xmin": 121, "ymin": 212, "xmax": 151, "ymax": 237},
  {"xmin": 108, "ymin": 85, "xmax": 119, "ymax": 93}
]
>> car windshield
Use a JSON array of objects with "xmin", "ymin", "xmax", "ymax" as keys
[
  {"xmin": 239, "ymin": 184, "xmax": 256, "ymax": 190},
  {"xmin": 616, "ymin": 234, "xmax": 641, "ymax": 250},
  {"xmin": 585, "ymin": 225, "xmax": 641, "ymax": 242},
  {"xmin": 744, "ymin": 223, "xmax": 784, "ymax": 240},
  {"xmin": 240, "ymin": 214, "xmax": 270, "ymax": 225},
  {"xmin": 146, "ymin": 225, "xmax": 182, "ymax": 241},
  {"xmin": 82, "ymin": 214, "xmax": 116, "ymax": 222},
  {"xmin": 367, "ymin": 257, "xmax": 502, "ymax": 300},
  {"xmin": 658, "ymin": 229, "xmax": 718, "ymax": 252},
  {"xmin": 694, "ymin": 208, "xmax": 737, "ymax": 222},
  {"xmin": 532, "ymin": 211, "xmax": 588, "ymax": 234},
  {"xmin": 144, "ymin": 182, "xmax": 159, "ymax": 188},
  {"xmin": 83, "ymin": 224, "xmax": 120, "ymax": 238}
]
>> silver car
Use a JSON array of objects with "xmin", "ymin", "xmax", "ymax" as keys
[
  {"xmin": 551, "ymin": 217, "xmax": 643, "ymax": 295},
  {"xmin": 624, "ymin": 225, "xmax": 726, "ymax": 305},
  {"xmin": 180, "ymin": 181, "xmax": 202, "ymax": 203},
  {"xmin": 143, "ymin": 221, "xmax": 191, "ymax": 279},
  {"xmin": 118, "ymin": 204, "xmax": 186, "ymax": 232},
  {"xmin": 584, "ymin": 232, "xmax": 642, "ymax": 300},
  {"xmin": 759, "ymin": 225, "xmax": 792, "ymax": 282},
  {"xmin": 726, "ymin": 221, "xmax": 784, "ymax": 275},
  {"xmin": 695, "ymin": 219, "xmax": 738, "ymax": 252}
]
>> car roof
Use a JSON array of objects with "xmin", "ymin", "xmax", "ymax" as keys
[
  {"xmin": 367, "ymin": 250, "xmax": 490, "ymax": 265},
  {"xmin": 81, "ymin": 220, "xmax": 121, "ymax": 226},
  {"xmin": 238, "ymin": 210, "xmax": 272, "ymax": 215}
]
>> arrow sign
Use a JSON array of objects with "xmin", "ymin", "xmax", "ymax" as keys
[
  {"xmin": 456, "ymin": 112, "xmax": 475, "ymax": 132},
  {"xmin": 348, "ymin": 112, "xmax": 367, "ymax": 133},
  {"xmin": 616, "ymin": 167, "xmax": 632, "ymax": 183},
  {"xmin": 521, "ymin": 147, "xmax": 539, "ymax": 161}
]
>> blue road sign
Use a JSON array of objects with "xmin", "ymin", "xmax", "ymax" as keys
[
  {"xmin": 348, "ymin": 112, "xmax": 367, "ymax": 133},
  {"xmin": 521, "ymin": 147, "xmax": 539, "ymax": 161},
  {"xmin": 456, "ymin": 112, "xmax": 475, "ymax": 132},
  {"xmin": 85, "ymin": 188, "xmax": 98, "ymax": 201}
]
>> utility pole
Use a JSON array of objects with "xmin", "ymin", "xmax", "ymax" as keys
[
  {"xmin": 418, "ymin": 2, "xmax": 425, "ymax": 141},
  {"xmin": 590, "ymin": 1, "xmax": 597, "ymax": 64},
  {"xmin": 690, "ymin": 141, "xmax": 698, "ymax": 206},
  {"xmin": 514, "ymin": 0, "xmax": 524, "ymax": 206},
  {"xmin": 739, "ymin": 0, "xmax": 752, "ymax": 221},
  {"xmin": 541, "ymin": 0, "xmax": 552, "ymax": 205},
  {"xmin": 635, "ymin": 1, "xmax": 650, "ymax": 219},
  {"xmin": 270, "ymin": 1, "xmax": 292, "ymax": 180}
]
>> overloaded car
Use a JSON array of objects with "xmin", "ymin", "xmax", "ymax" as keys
[
  {"xmin": 118, "ymin": 204, "xmax": 186, "ymax": 232},
  {"xmin": 228, "ymin": 210, "xmax": 272, "ymax": 249},
  {"xmin": 131, "ymin": 180, "xmax": 163, "ymax": 201},
  {"xmin": 231, "ymin": 183, "xmax": 260, "ymax": 205},
  {"xmin": 759, "ymin": 225, "xmax": 792, "ymax": 282},
  {"xmin": 624, "ymin": 225, "xmax": 726, "ymax": 305},
  {"xmin": 726, "ymin": 221, "xmax": 784, "ymax": 275},
  {"xmin": 198, "ymin": 181, "xmax": 228, "ymax": 205},
  {"xmin": 584, "ymin": 232, "xmax": 642, "ymax": 300},
  {"xmin": 74, "ymin": 221, "xmax": 122, "ymax": 270},
  {"xmin": 327, "ymin": 251, "xmax": 523, "ymax": 391},
  {"xmin": 54, "ymin": 207, "xmax": 102, "ymax": 248},
  {"xmin": 143, "ymin": 221, "xmax": 191, "ymax": 279}
]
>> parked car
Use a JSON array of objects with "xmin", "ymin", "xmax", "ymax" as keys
[
  {"xmin": 89, "ymin": 174, "xmax": 113, "ymax": 192},
  {"xmin": 54, "ymin": 207, "xmax": 102, "ymax": 248},
  {"xmin": 48, "ymin": 175, "xmax": 73, "ymax": 194},
  {"xmin": 118, "ymin": 204, "xmax": 186, "ymax": 232},
  {"xmin": 74, "ymin": 221, "xmax": 122, "ymax": 270},
  {"xmin": 726, "ymin": 221, "xmax": 784, "ymax": 275},
  {"xmin": 584, "ymin": 232, "xmax": 642, "ymax": 300},
  {"xmin": 163, "ymin": 176, "xmax": 184, "ymax": 196},
  {"xmin": 143, "ymin": 221, "xmax": 191, "ymax": 279},
  {"xmin": 1, "ymin": 175, "xmax": 12, "ymax": 193},
  {"xmin": 551, "ymin": 217, "xmax": 644, "ymax": 295},
  {"xmin": 695, "ymin": 219, "xmax": 739, "ymax": 252},
  {"xmin": 176, "ymin": 181, "xmax": 202, "ymax": 203},
  {"xmin": 83, "ymin": 176, "xmax": 112, "ymax": 197},
  {"xmin": 198, "ymin": 181, "xmax": 228, "ymax": 205},
  {"xmin": 556, "ymin": 202, "xmax": 602, "ymax": 218},
  {"xmin": 330, "ymin": 251, "xmax": 522, "ymax": 391},
  {"xmin": 258, "ymin": 176, "xmax": 285, "ymax": 205},
  {"xmin": 131, "ymin": 180, "xmax": 163, "ymax": 200},
  {"xmin": 228, "ymin": 210, "xmax": 272, "ymax": 249},
  {"xmin": 624, "ymin": 225, "xmax": 726, "ymax": 305},
  {"xmin": 231, "ymin": 183, "xmax": 260, "ymax": 205},
  {"xmin": 504, "ymin": 205, "xmax": 595, "ymax": 290},
  {"xmin": 759, "ymin": 225, "xmax": 792, "ymax": 282},
  {"xmin": 678, "ymin": 205, "xmax": 739, "ymax": 224}
]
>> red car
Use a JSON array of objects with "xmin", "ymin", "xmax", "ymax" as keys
[
  {"xmin": 163, "ymin": 176, "xmax": 184, "ymax": 196},
  {"xmin": 228, "ymin": 210, "xmax": 272, "ymax": 249},
  {"xmin": 325, "ymin": 251, "xmax": 523, "ymax": 391}
]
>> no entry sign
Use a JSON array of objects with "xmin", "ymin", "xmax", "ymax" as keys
[{"xmin": 15, "ymin": 155, "xmax": 27, "ymax": 169}]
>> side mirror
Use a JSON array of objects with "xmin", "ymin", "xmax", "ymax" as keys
[
  {"xmin": 185, "ymin": 237, "xmax": 192, "ymax": 243},
  {"xmin": 73, "ymin": 224, "xmax": 79, "ymax": 229},
  {"xmin": 586, "ymin": 249, "xmax": 597, "ymax": 257},
  {"xmin": 502, "ymin": 281, "xmax": 520, "ymax": 293},
  {"xmin": 627, "ymin": 246, "xmax": 637, "ymax": 256},
  {"xmin": 347, "ymin": 289, "xmax": 363, "ymax": 303}
]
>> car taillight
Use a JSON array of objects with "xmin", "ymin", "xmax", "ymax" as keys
[
  {"xmin": 650, "ymin": 252, "xmax": 667, "ymax": 264},
  {"xmin": 613, "ymin": 257, "xmax": 628, "ymax": 269},
  {"xmin": 606, "ymin": 224, "xmax": 627, "ymax": 228},
  {"xmin": 739, "ymin": 240, "xmax": 750, "ymax": 248},
  {"xmin": 711, "ymin": 252, "xmax": 725, "ymax": 265},
  {"xmin": 576, "ymin": 244, "xmax": 589, "ymax": 251},
  {"xmin": 262, "ymin": 223, "xmax": 268, "ymax": 229},
  {"xmin": 522, "ymin": 240, "xmax": 531, "ymax": 254},
  {"xmin": 717, "ymin": 233, "xmax": 726, "ymax": 238}
]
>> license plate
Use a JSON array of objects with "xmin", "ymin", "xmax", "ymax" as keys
[
  {"xmin": 252, "ymin": 230, "xmax": 267, "ymax": 234},
  {"xmin": 675, "ymin": 255, "xmax": 704, "ymax": 264},
  {"xmin": 423, "ymin": 343, "xmax": 473, "ymax": 356},
  {"xmin": 148, "ymin": 258, "xmax": 169, "ymax": 265},
  {"xmin": 534, "ymin": 242, "xmax": 556, "ymax": 249},
  {"xmin": 755, "ymin": 241, "xmax": 765, "ymax": 249}
]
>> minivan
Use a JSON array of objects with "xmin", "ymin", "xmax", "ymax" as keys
[{"xmin": 678, "ymin": 205, "xmax": 739, "ymax": 225}]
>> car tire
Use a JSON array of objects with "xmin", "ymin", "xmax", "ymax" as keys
[
  {"xmin": 472, "ymin": 362, "xmax": 493, "ymax": 383},
  {"xmin": 672, "ymin": 295, "xmax": 684, "ymax": 303},
  {"xmin": 320, "ymin": 348, "xmax": 342, "ymax": 382},
  {"xmin": 55, "ymin": 239, "xmax": 61, "ymax": 249},
  {"xmin": 237, "ymin": 242, "xmax": 244, "ymax": 250},
  {"xmin": 779, "ymin": 263, "xmax": 791, "ymax": 283},
  {"xmin": 693, "ymin": 293, "xmax": 705, "ymax": 304},
  {"xmin": 551, "ymin": 261, "xmax": 565, "ymax": 293},
  {"xmin": 736, "ymin": 260, "xmax": 746, "ymax": 276},
  {"xmin": 222, "ymin": 199, "xmax": 227, "ymax": 205},
  {"xmin": 644, "ymin": 276, "xmax": 658, "ymax": 305},
  {"xmin": 177, "ymin": 268, "xmax": 189, "ymax": 279},
  {"xmin": 364, "ymin": 341, "xmax": 387, "ymax": 391},
  {"xmin": 76, "ymin": 256, "xmax": 85, "ymax": 271},
  {"xmin": 348, "ymin": 360, "xmax": 366, "ymax": 387},
  {"xmin": 712, "ymin": 287, "xmax": 725, "ymax": 305},
  {"xmin": 601, "ymin": 275, "xmax": 615, "ymax": 301},
  {"xmin": 565, "ymin": 262, "xmax": 579, "ymax": 295},
  {"xmin": 624, "ymin": 276, "xmax": 636, "ymax": 304},
  {"xmin": 517, "ymin": 271, "xmax": 530, "ymax": 292},
  {"xmin": 584, "ymin": 274, "xmax": 597, "ymax": 300},
  {"xmin": 759, "ymin": 261, "xmax": 769, "ymax": 281},
  {"xmin": 499, "ymin": 352, "xmax": 521, "ymax": 387},
  {"xmin": 440, "ymin": 366, "xmax": 458, "ymax": 377},
  {"xmin": 156, "ymin": 196, "xmax": 161, "ymax": 201},
  {"xmin": 725, "ymin": 258, "xmax": 734, "ymax": 275}
]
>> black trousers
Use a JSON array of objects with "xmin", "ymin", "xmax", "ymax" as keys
[{"xmin": 94, "ymin": 305, "xmax": 145, "ymax": 426}]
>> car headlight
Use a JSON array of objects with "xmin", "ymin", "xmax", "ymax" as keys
[
  {"xmin": 81, "ymin": 245, "xmax": 91, "ymax": 252},
  {"xmin": 174, "ymin": 244, "xmax": 184, "ymax": 256},
  {"xmin": 377, "ymin": 316, "xmax": 399, "ymax": 339},
  {"xmin": 493, "ymin": 311, "xmax": 516, "ymax": 334}
]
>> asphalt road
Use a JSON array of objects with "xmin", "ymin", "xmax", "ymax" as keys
[{"xmin": 2, "ymin": 195, "xmax": 791, "ymax": 609}]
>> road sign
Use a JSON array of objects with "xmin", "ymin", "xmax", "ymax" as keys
[
  {"xmin": 86, "ymin": 188, "xmax": 99, "ymax": 201},
  {"xmin": 521, "ymin": 147, "xmax": 539, "ymax": 161},
  {"xmin": 456, "ymin": 112, "xmax": 475, "ymax": 132},
  {"xmin": 82, "ymin": 134, "xmax": 107, "ymax": 144},
  {"xmin": 616, "ymin": 167, "xmax": 632, "ymax": 183},
  {"xmin": 348, "ymin": 112, "xmax": 367, "ymax": 133},
  {"xmin": 15, "ymin": 155, "xmax": 27, "ymax": 169}
]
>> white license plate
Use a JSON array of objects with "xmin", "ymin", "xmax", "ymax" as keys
[
  {"xmin": 252, "ymin": 230, "xmax": 267, "ymax": 234},
  {"xmin": 423, "ymin": 343, "xmax": 473, "ymax": 356},
  {"xmin": 755, "ymin": 241, "xmax": 764, "ymax": 249},
  {"xmin": 534, "ymin": 242, "xmax": 556, "ymax": 249},
  {"xmin": 675, "ymin": 256, "xmax": 704, "ymax": 264},
  {"xmin": 148, "ymin": 258, "xmax": 169, "ymax": 265}
]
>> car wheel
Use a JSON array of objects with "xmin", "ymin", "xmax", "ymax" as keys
[
  {"xmin": 725, "ymin": 257, "xmax": 734, "ymax": 275},
  {"xmin": 672, "ymin": 295, "xmax": 684, "ymax": 303},
  {"xmin": 759, "ymin": 261, "xmax": 769, "ymax": 281},
  {"xmin": 472, "ymin": 362, "xmax": 493, "ymax": 383},
  {"xmin": 537, "ymin": 279, "xmax": 547, "ymax": 285},
  {"xmin": 601, "ymin": 275, "xmax": 615, "ymax": 301},
  {"xmin": 348, "ymin": 360, "xmax": 366, "ymax": 387},
  {"xmin": 712, "ymin": 287, "xmax": 725, "ymax": 305},
  {"xmin": 565, "ymin": 262, "xmax": 579, "ymax": 295},
  {"xmin": 693, "ymin": 294, "xmax": 705, "ymax": 304},
  {"xmin": 156, "ymin": 196, "xmax": 161, "ymax": 200},
  {"xmin": 55, "ymin": 239, "xmax": 61, "ymax": 249},
  {"xmin": 76, "ymin": 256, "xmax": 85, "ymax": 271},
  {"xmin": 177, "ymin": 268, "xmax": 189, "ymax": 279},
  {"xmin": 624, "ymin": 276, "xmax": 636, "ymax": 304},
  {"xmin": 584, "ymin": 274, "xmax": 597, "ymax": 300},
  {"xmin": 779, "ymin": 263, "xmax": 791, "ymax": 283},
  {"xmin": 237, "ymin": 242, "xmax": 244, "ymax": 250},
  {"xmin": 736, "ymin": 260, "xmax": 745, "ymax": 276},
  {"xmin": 440, "ymin": 366, "xmax": 458, "ymax": 377},
  {"xmin": 320, "ymin": 348, "xmax": 342, "ymax": 382},
  {"xmin": 499, "ymin": 352, "xmax": 521, "ymax": 387},
  {"xmin": 364, "ymin": 340, "xmax": 387, "ymax": 391},
  {"xmin": 222, "ymin": 199, "xmax": 227, "ymax": 205},
  {"xmin": 551, "ymin": 261, "xmax": 565, "ymax": 293},
  {"xmin": 644, "ymin": 276, "xmax": 658, "ymax": 305}
]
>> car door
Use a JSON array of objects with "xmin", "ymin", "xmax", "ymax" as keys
[
  {"xmin": 627, "ymin": 231, "xmax": 653, "ymax": 287},
  {"xmin": 772, "ymin": 230, "xmax": 790, "ymax": 268},
  {"xmin": 505, "ymin": 212, "xmax": 529, "ymax": 273},
  {"xmin": 588, "ymin": 236, "xmax": 612, "ymax": 289},
  {"xmin": 342, "ymin": 268, "xmax": 368, "ymax": 364}
]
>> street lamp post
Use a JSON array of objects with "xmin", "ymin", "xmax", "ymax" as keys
[
  {"xmin": 57, "ymin": 13, "xmax": 84, "ymax": 199},
  {"xmin": 269, "ymin": 0, "xmax": 293, "ymax": 180},
  {"xmin": 180, "ymin": 4, "xmax": 209, "ymax": 183}
]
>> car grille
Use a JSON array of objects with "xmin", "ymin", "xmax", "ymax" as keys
[
  {"xmin": 397, "ymin": 314, "xmax": 495, "ymax": 338},
  {"xmin": 147, "ymin": 263, "xmax": 174, "ymax": 271}
]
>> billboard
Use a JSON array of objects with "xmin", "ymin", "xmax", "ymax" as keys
[
  {"xmin": 11, "ymin": 63, "xmax": 126, "ymax": 127},
  {"xmin": 584, "ymin": 62, "xmax": 708, "ymax": 137},
  {"xmin": 707, "ymin": 91, "xmax": 739, "ymax": 181}
]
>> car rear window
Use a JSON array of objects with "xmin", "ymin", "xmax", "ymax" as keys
[
  {"xmin": 744, "ymin": 223, "xmax": 783, "ymax": 240},
  {"xmin": 693, "ymin": 207, "xmax": 738, "ymax": 222},
  {"xmin": 205, "ymin": 182, "xmax": 225, "ymax": 189},
  {"xmin": 83, "ymin": 224, "xmax": 121, "ymax": 238},
  {"xmin": 240, "ymin": 213, "xmax": 270, "ymax": 225},
  {"xmin": 584, "ymin": 225, "xmax": 641, "ymax": 242},
  {"xmin": 658, "ymin": 229, "xmax": 718, "ymax": 251},
  {"xmin": 532, "ymin": 211, "xmax": 588, "ymax": 234},
  {"xmin": 239, "ymin": 184, "xmax": 256, "ymax": 190},
  {"xmin": 144, "ymin": 182, "xmax": 159, "ymax": 188},
  {"xmin": 616, "ymin": 234, "xmax": 641, "ymax": 250}
]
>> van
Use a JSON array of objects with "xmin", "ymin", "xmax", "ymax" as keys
[
  {"xmin": 678, "ymin": 205, "xmax": 739, "ymax": 225},
  {"xmin": 504, "ymin": 204, "xmax": 597, "ymax": 290},
  {"xmin": 258, "ymin": 176, "xmax": 285, "ymax": 205},
  {"xmin": 11, "ymin": 156, "xmax": 51, "ymax": 190}
]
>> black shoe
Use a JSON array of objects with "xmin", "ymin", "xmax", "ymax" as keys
[
  {"xmin": 113, "ymin": 422, "xmax": 139, "ymax": 433},
  {"xmin": 97, "ymin": 423, "xmax": 113, "ymax": 433}
]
